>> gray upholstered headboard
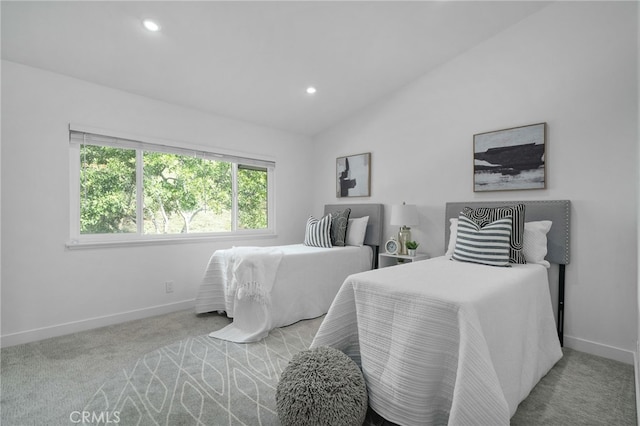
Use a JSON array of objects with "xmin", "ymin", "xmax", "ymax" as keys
[
  {"xmin": 445, "ymin": 200, "xmax": 571, "ymax": 265},
  {"xmin": 324, "ymin": 203, "xmax": 384, "ymax": 248}
]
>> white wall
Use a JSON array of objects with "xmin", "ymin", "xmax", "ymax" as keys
[
  {"xmin": 636, "ymin": 0, "xmax": 640, "ymax": 416},
  {"xmin": 0, "ymin": 61, "xmax": 314, "ymax": 346},
  {"xmin": 312, "ymin": 2, "xmax": 638, "ymax": 363}
]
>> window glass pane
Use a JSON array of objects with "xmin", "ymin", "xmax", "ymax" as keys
[
  {"xmin": 237, "ymin": 166, "xmax": 268, "ymax": 230},
  {"xmin": 80, "ymin": 145, "xmax": 136, "ymax": 234},
  {"xmin": 142, "ymin": 152, "xmax": 232, "ymax": 234}
]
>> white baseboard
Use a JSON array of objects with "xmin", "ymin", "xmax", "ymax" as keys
[
  {"xmin": 635, "ymin": 341, "xmax": 640, "ymax": 426},
  {"xmin": 0, "ymin": 299, "xmax": 195, "ymax": 348},
  {"xmin": 563, "ymin": 334, "xmax": 635, "ymax": 365}
]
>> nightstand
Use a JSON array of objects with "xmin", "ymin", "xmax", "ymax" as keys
[{"xmin": 378, "ymin": 253, "xmax": 429, "ymax": 268}]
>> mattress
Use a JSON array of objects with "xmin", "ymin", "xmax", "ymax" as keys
[
  {"xmin": 311, "ymin": 256, "xmax": 562, "ymax": 425},
  {"xmin": 195, "ymin": 243, "xmax": 372, "ymax": 342}
]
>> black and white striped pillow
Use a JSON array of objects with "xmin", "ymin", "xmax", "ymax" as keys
[
  {"xmin": 462, "ymin": 204, "xmax": 526, "ymax": 264},
  {"xmin": 304, "ymin": 215, "xmax": 332, "ymax": 248},
  {"xmin": 452, "ymin": 213, "xmax": 513, "ymax": 267}
]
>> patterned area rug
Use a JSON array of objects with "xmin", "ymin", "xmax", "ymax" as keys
[{"xmin": 84, "ymin": 317, "xmax": 323, "ymax": 425}]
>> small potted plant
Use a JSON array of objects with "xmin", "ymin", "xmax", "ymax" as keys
[{"xmin": 406, "ymin": 241, "xmax": 419, "ymax": 256}]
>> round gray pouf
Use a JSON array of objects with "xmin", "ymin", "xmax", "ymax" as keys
[{"xmin": 276, "ymin": 346, "xmax": 368, "ymax": 426}]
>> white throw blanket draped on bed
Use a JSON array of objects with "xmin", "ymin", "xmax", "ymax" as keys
[
  {"xmin": 202, "ymin": 247, "xmax": 283, "ymax": 343},
  {"xmin": 196, "ymin": 244, "xmax": 373, "ymax": 343},
  {"xmin": 311, "ymin": 256, "xmax": 562, "ymax": 426}
]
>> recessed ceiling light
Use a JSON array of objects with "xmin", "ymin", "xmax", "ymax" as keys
[
  {"xmin": 142, "ymin": 19, "xmax": 160, "ymax": 32},
  {"xmin": 306, "ymin": 86, "xmax": 317, "ymax": 95}
]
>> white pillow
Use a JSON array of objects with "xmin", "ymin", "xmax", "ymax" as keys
[
  {"xmin": 445, "ymin": 218, "xmax": 458, "ymax": 258},
  {"xmin": 346, "ymin": 216, "xmax": 369, "ymax": 246},
  {"xmin": 523, "ymin": 220, "xmax": 552, "ymax": 268}
]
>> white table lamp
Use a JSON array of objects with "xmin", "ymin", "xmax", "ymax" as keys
[{"xmin": 390, "ymin": 202, "xmax": 418, "ymax": 255}]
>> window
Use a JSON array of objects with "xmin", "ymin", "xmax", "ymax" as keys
[{"xmin": 69, "ymin": 127, "xmax": 275, "ymax": 246}]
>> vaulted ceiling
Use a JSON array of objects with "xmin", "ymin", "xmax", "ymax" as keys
[{"xmin": 1, "ymin": 1, "xmax": 551, "ymax": 136}]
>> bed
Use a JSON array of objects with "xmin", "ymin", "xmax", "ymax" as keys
[
  {"xmin": 311, "ymin": 200, "xmax": 571, "ymax": 425},
  {"xmin": 195, "ymin": 203, "xmax": 383, "ymax": 343}
]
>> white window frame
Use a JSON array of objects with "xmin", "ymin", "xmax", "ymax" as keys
[{"xmin": 67, "ymin": 125, "xmax": 276, "ymax": 249}]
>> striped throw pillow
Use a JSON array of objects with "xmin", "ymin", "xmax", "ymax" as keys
[
  {"xmin": 462, "ymin": 204, "xmax": 526, "ymax": 264},
  {"xmin": 304, "ymin": 215, "xmax": 332, "ymax": 248},
  {"xmin": 452, "ymin": 213, "xmax": 513, "ymax": 267}
]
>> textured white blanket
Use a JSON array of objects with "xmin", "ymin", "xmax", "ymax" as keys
[{"xmin": 311, "ymin": 256, "xmax": 562, "ymax": 425}]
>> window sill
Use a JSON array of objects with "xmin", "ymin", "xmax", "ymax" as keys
[{"xmin": 65, "ymin": 232, "xmax": 277, "ymax": 250}]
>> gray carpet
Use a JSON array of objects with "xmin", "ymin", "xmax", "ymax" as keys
[
  {"xmin": 1, "ymin": 309, "xmax": 636, "ymax": 425},
  {"xmin": 83, "ymin": 316, "xmax": 322, "ymax": 425},
  {"xmin": 510, "ymin": 347, "xmax": 637, "ymax": 425},
  {"xmin": 1, "ymin": 310, "xmax": 232, "ymax": 425}
]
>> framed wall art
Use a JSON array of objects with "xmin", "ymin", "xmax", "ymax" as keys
[
  {"xmin": 473, "ymin": 122, "xmax": 546, "ymax": 192},
  {"xmin": 336, "ymin": 152, "xmax": 371, "ymax": 197}
]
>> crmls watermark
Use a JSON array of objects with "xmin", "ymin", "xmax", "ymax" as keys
[{"xmin": 69, "ymin": 411, "xmax": 121, "ymax": 424}]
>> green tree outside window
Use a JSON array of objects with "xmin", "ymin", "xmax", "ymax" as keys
[{"xmin": 79, "ymin": 145, "xmax": 270, "ymax": 235}]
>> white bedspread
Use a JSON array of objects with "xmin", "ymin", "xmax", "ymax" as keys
[
  {"xmin": 311, "ymin": 256, "xmax": 562, "ymax": 425},
  {"xmin": 195, "ymin": 244, "xmax": 372, "ymax": 343}
]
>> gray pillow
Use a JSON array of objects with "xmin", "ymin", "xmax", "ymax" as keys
[{"xmin": 330, "ymin": 208, "xmax": 351, "ymax": 246}]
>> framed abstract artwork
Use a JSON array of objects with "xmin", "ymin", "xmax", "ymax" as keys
[
  {"xmin": 336, "ymin": 152, "xmax": 371, "ymax": 197},
  {"xmin": 473, "ymin": 122, "xmax": 546, "ymax": 192}
]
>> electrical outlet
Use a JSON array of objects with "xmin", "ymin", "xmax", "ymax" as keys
[{"xmin": 165, "ymin": 281, "xmax": 174, "ymax": 293}]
